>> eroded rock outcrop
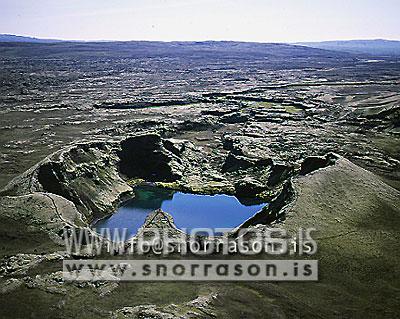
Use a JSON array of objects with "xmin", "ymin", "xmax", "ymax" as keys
[
  {"xmin": 0, "ymin": 133, "xmax": 192, "ymax": 224},
  {"xmin": 237, "ymin": 180, "xmax": 296, "ymax": 229},
  {"xmin": 1, "ymin": 140, "xmax": 132, "ymax": 221},
  {"xmin": 111, "ymin": 292, "xmax": 219, "ymax": 319},
  {"xmin": 118, "ymin": 134, "xmax": 183, "ymax": 182},
  {"xmin": 234, "ymin": 177, "xmax": 266, "ymax": 197},
  {"xmin": 299, "ymin": 153, "xmax": 338, "ymax": 176}
]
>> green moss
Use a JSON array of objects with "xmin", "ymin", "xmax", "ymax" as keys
[
  {"xmin": 127, "ymin": 178, "xmax": 145, "ymax": 187},
  {"xmin": 186, "ymin": 181, "xmax": 235, "ymax": 194},
  {"xmin": 255, "ymin": 101, "xmax": 273, "ymax": 108},
  {"xmin": 155, "ymin": 181, "xmax": 182, "ymax": 190},
  {"xmin": 255, "ymin": 189, "xmax": 278, "ymax": 201},
  {"xmin": 284, "ymin": 105, "xmax": 302, "ymax": 113}
]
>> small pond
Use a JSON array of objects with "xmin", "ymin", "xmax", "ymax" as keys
[{"xmin": 94, "ymin": 185, "xmax": 266, "ymax": 238}]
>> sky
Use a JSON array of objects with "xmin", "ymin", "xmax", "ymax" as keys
[{"xmin": 1, "ymin": 0, "xmax": 399, "ymax": 42}]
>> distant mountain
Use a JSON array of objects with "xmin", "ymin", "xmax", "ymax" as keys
[
  {"xmin": 0, "ymin": 39, "xmax": 353, "ymax": 62},
  {"xmin": 5, "ymin": 34, "xmax": 397, "ymax": 59},
  {"xmin": 2, "ymin": 35, "xmax": 399, "ymax": 57},
  {"xmin": 0, "ymin": 34, "xmax": 62, "ymax": 43},
  {"xmin": 296, "ymin": 39, "xmax": 400, "ymax": 56},
  {"xmin": 0, "ymin": 34, "xmax": 351, "ymax": 60}
]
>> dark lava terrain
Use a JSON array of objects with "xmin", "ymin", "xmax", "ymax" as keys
[{"xmin": 0, "ymin": 41, "xmax": 399, "ymax": 318}]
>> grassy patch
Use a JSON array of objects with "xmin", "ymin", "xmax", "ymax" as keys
[
  {"xmin": 255, "ymin": 101, "xmax": 273, "ymax": 108},
  {"xmin": 284, "ymin": 105, "xmax": 302, "ymax": 113}
]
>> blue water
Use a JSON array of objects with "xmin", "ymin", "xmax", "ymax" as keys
[{"xmin": 94, "ymin": 185, "xmax": 266, "ymax": 238}]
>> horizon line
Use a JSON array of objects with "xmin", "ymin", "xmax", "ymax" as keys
[{"xmin": 2, "ymin": 33, "xmax": 400, "ymax": 44}]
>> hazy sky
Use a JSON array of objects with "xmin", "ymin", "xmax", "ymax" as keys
[{"xmin": 1, "ymin": 0, "xmax": 399, "ymax": 42}]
